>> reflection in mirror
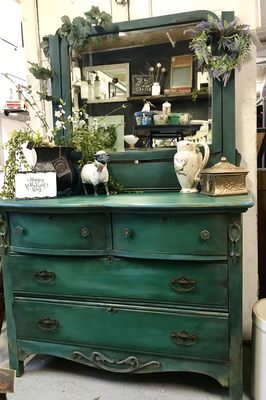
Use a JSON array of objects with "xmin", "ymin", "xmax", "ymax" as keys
[
  {"xmin": 82, "ymin": 63, "xmax": 129, "ymax": 103},
  {"xmin": 79, "ymin": 21, "xmax": 212, "ymax": 148}
]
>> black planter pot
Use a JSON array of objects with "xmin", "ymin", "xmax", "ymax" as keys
[{"xmin": 34, "ymin": 146, "xmax": 80, "ymax": 194}]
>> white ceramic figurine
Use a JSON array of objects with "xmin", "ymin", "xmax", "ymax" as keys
[{"xmin": 81, "ymin": 150, "xmax": 110, "ymax": 196}]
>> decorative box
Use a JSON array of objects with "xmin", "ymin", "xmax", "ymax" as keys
[
  {"xmin": 200, "ymin": 157, "xmax": 248, "ymax": 196},
  {"xmin": 15, "ymin": 172, "xmax": 57, "ymax": 199}
]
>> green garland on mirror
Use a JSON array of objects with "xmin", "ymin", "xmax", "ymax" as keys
[{"xmin": 189, "ymin": 15, "xmax": 253, "ymax": 86}]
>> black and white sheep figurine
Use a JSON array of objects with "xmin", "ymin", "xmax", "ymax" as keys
[{"xmin": 80, "ymin": 150, "xmax": 110, "ymax": 196}]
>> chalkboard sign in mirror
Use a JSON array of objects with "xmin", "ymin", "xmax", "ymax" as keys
[{"xmin": 131, "ymin": 75, "xmax": 152, "ymax": 95}]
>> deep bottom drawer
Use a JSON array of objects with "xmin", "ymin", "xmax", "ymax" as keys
[{"xmin": 14, "ymin": 299, "xmax": 228, "ymax": 362}]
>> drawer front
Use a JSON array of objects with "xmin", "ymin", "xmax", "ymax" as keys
[
  {"xmin": 112, "ymin": 213, "xmax": 227, "ymax": 255},
  {"xmin": 9, "ymin": 212, "xmax": 106, "ymax": 251},
  {"xmin": 10, "ymin": 255, "xmax": 228, "ymax": 307},
  {"xmin": 14, "ymin": 299, "xmax": 228, "ymax": 362}
]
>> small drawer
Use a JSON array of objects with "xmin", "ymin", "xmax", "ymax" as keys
[
  {"xmin": 10, "ymin": 255, "xmax": 228, "ymax": 307},
  {"xmin": 14, "ymin": 299, "xmax": 228, "ymax": 362},
  {"xmin": 112, "ymin": 213, "xmax": 227, "ymax": 256},
  {"xmin": 9, "ymin": 212, "xmax": 106, "ymax": 252}
]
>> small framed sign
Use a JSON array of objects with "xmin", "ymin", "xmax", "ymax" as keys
[
  {"xmin": 15, "ymin": 172, "xmax": 57, "ymax": 199},
  {"xmin": 131, "ymin": 75, "xmax": 152, "ymax": 95}
]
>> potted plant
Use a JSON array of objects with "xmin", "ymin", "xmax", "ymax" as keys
[
  {"xmin": 0, "ymin": 6, "xmax": 123, "ymax": 198},
  {"xmin": 1, "ymin": 75, "xmax": 125, "ymax": 198}
]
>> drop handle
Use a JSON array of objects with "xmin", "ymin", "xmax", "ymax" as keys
[
  {"xmin": 37, "ymin": 317, "xmax": 59, "ymax": 331},
  {"xmin": 123, "ymin": 228, "xmax": 132, "ymax": 238},
  {"xmin": 34, "ymin": 270, "xmax": 56, "ymax": 284},
  {"xmin": 171, "ymin": 331, "xmax": 198, "ymax": 346},
  {"xmin": 170, "ymin": 276, "xmax": 196, "ymax": 292}
]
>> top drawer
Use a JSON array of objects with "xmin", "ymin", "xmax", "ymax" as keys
[
  {"xmin": 112, "ymin": 213, "xmax": 227, "ymax": 256},
  {"xmin": 9, "ymin": 212, "xmax": 106, "ymax": 253}
]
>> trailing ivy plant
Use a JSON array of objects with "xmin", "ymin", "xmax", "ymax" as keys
[{"xmin": 0, "ymin": 130, "xmax": 35, "ymax": 199}]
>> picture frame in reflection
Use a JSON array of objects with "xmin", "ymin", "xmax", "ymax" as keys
[{"xmin": 170, "ymin": 55, "xmax": 193, "ymax": 91}]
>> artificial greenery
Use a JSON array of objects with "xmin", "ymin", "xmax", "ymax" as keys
[
  {"xmin": 27, "ymin": 61, "xmax": 54, "ymax": 100},
  {"xmin": 0, "ymin": 130, "xmax": 34, "ymax": 198},
  {"xmin": 41, "ymin": 5, "xmax": 114, "ymax": 57},
  {"xmin": 28, "ymin": 62, "xmax": 52, "ymax": 80},
  {"xmin": 191, "ymin": 87, "xmax": 209, "ymax": 102},
  {"xmin": 189, "ymin": 15, "xmax": 252, "ymax": 86},
  {"xmin": 70, "ymin": 125, "xmax": 117, "ymax": 166}
]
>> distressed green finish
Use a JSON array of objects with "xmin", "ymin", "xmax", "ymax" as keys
[
  {"xmin": 112, "ymin": 213, "xmax": 227, "ymax": 255},
  {"xmin": 10, "ymin": 255, "xmax": 228, "ymax": 307},
  {"xmin": 14, "ymin": 298, "xmax": 228, "ymax": 361},
  {"xmin": 0, "ymin": 192, "xmax": 253, "ymax": 400},
  {"xmin": 9, "ymin": 212, "xmax": 106, "ymax": 251}
]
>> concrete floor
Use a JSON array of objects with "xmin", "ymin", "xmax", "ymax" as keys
[{"xmin": 0, "ymin": 323, "xmax": 253, "ymax": 400}]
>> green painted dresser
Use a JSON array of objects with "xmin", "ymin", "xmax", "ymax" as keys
[{"xmin": 0, "ymin": 192, "xmax": 253, "ymax": 399}]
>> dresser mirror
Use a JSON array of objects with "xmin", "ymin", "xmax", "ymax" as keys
[
  {"xmin": 51, "ymin": 11, "xmax": 230, "ymax": 157},
  {"xmin": 79, "ymin": 13, "xmax": 216, "ymax": 149}
]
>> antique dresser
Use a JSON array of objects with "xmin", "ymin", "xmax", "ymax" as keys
[{"xmin": 0, "ymin": 192, "xmax": 253, "ymax": 400}]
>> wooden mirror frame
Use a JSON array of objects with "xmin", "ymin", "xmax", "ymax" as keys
[{"xmin": 49, "ymin": 10, "xmax": 236, "ymax": 166}]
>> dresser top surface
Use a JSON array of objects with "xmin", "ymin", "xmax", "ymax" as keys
[{"xmin": 0, "ymin": 192, "xmax": 254, "ymax": 212}]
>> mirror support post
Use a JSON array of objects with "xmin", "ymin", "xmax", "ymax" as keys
[
  {"xmin": 221, "ymin": 11, "xmax": 236, "ymax": 165},
  {"xmin": 50, "ymin": 35, "xmax": 72, "ymax": 141}
]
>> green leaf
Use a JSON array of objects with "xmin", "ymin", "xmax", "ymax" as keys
[{"xmin": 28, "ymin": 62, "xmax": 53, "ymax": 80}]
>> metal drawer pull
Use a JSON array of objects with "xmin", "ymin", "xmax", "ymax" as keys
[
  {"xmin": 123, "ymin": 228, "xmax": 132, "ymax": 238},
  {"xmin": 200, "ymin": 230, "xmax": 210, "ymax": 240},
  {"xmin": 34, "ymin": 270, "xmax": 56, "ymax": 283},
  {"xmin": 37, "ymin": 317, "xmax": 59, "ymax": 331},
  {"xmin": 15, "ymin": 226, "xmax": 24, "ymax": 235},
  {"xmin": 80, "ymin": 227, "xmax": 90, "ymax": 237},
  {"xmin": 170, "ymin": 276, "xmax": 196, "ymax": 292},
  {"xmin": 171, "ymin": 331, "xmax": 198, "ymax": 346}
]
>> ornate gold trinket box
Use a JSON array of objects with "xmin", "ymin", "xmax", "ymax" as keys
[{"xmin": 200, "ymin": 156, "xmax": 248, "ymax": 196}]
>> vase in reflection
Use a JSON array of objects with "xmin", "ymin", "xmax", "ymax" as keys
[
  {"xmin": 124, "ymin": 135, "xmax": 139, "ymax": 149},
  {"xmin": 151, "ymin": 82, "xmax": 161, "ymax": 96}
]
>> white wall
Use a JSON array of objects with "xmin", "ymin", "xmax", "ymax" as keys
[
  {"xmin": 0, "ymin": 0, "xmax": 26, "ymax": 108},
  {"xmin": 21, "ymin": 0, "xmax": 259, "ymax": 337}
]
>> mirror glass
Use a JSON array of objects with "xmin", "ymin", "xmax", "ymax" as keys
[{"xmin": 79, "ymin": 20, "xmax": 212, "ymax": 149}]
